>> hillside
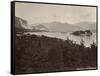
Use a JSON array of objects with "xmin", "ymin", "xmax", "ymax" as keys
[{"xmin": 15, "ymin": 34, "xmax": 97, "ymax": 74}]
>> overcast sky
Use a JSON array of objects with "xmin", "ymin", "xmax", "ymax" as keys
[{"xmin": 15, "ymin": 2, "xmax": 96, "ymax": 25}]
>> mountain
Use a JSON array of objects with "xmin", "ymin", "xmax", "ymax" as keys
[
  {"xmin": 15, "ymin": 16, "xmax": 28, "ymax": 29},
  {"xmin": 75, "ymin": 22, "xmax": 96, "ymax": 32},
  {"xmin": 32, "ymin": 21, "xmax": 80, "ymax": 32},
  {"xmin": 37, "ymin": 21, "xmax": 96, "ymax": 32},
  {"xmin": 15, "ymin": 16, "xmax": 96, "ymax": 33},
  {"xmin": 33, "ymin": 24, "xmax": 49, "ymax": 31},
  {"xmin": 15, "ymin": 16, "xmax": 48, "ymax": 32},
  {"xmin": 15, "ymin": 16, "xmax": 30, "ymax": 32}
]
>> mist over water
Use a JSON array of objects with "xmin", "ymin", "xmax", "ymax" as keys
[{"xmin": 24, "ymin": 32, "xmax": 96, "ymax": 47}]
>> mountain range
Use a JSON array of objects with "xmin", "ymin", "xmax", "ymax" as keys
[{"xmin": 15, "ymin": 16, "xmax": 96, "ymax": 32}]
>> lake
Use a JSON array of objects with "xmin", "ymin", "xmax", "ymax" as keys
[{"xmin": 24, "ymin": 32, "xmax": 97, "ymax": 47}]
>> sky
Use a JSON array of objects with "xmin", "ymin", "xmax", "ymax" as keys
[{"xmin": 15, "ymin": 2, "xmax": 96, "ymax": 25}]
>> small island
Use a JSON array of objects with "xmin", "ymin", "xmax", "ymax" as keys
[{"xmin": 71, "ymin": 30, "xmax": 92, "ymax": 36}]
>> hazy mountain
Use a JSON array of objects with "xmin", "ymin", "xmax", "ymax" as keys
[
  {"xmin": 15, "ymin": 16, "xmax": 29, "ymax": 32},
  {"xmin": 75, "ymin": 22, "xmax": 96, "ymax": 32},
  {"xmin": 37, "ymin": 21, "xmax": 96, "ymax": 32},
  {"xmin": 15, "ymin": 16, "xmax": 48, "ymax": 32},
  {"xmin": 15, "ymin": 16, "xmax": 28, "ymax": 29},
  {"xmin": 31, "ymin": 22, "xmax": 78, "ymax": 32},
  {"xmin": 33, "ymin": 24, "xmax": 49, "ymax": 31},
  {"xmin": 15, "ymin": 16, "xmax": 96, "ymax": 32}
]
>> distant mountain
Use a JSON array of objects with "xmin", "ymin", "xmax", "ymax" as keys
[
  {"xmin": 15, "ymin": 16, "xmax": 96, "ymax": 33},
  {"xmin": 15, "ymin": 16, "xmax": 28, "ymax": 29},
  {"xmin": 37, "ymin": 21, "xmax": 96, "ymax": 32},
  {"xmin": 33, "ymin": 24, "xmax": 49, "ymax": 31},
  {"xmin": 15, "ymin": 16, "xmax": 48, "ymax": 32},
  {"xmin": 15, "ymin": 16, "xmax": 30, "ymax": 32},
  {"xmin": 75, "ymin": 22, "xmax": 96, "ymax": 32},
  {"xmin": 31, "ymin": 22, "xmax": 77, "ymax": 32}
]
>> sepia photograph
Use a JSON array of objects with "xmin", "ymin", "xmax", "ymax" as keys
[{"xmin": 12, "ymin": 1, "xmax": 97, "ymax": 74}]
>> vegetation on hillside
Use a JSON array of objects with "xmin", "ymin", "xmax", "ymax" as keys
[{"xmin": 15, "ymin": 34, "xmax": 97, "ymax": 74}]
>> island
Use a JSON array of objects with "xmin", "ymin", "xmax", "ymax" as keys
[{"xmin": 71, "ymin": 30, "xmax": 92, "ymax": 36}]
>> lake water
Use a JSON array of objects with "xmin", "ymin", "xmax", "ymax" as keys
[{"xmin": 24, "ymin": 32, "xmax": 97, "ymax": 47}]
